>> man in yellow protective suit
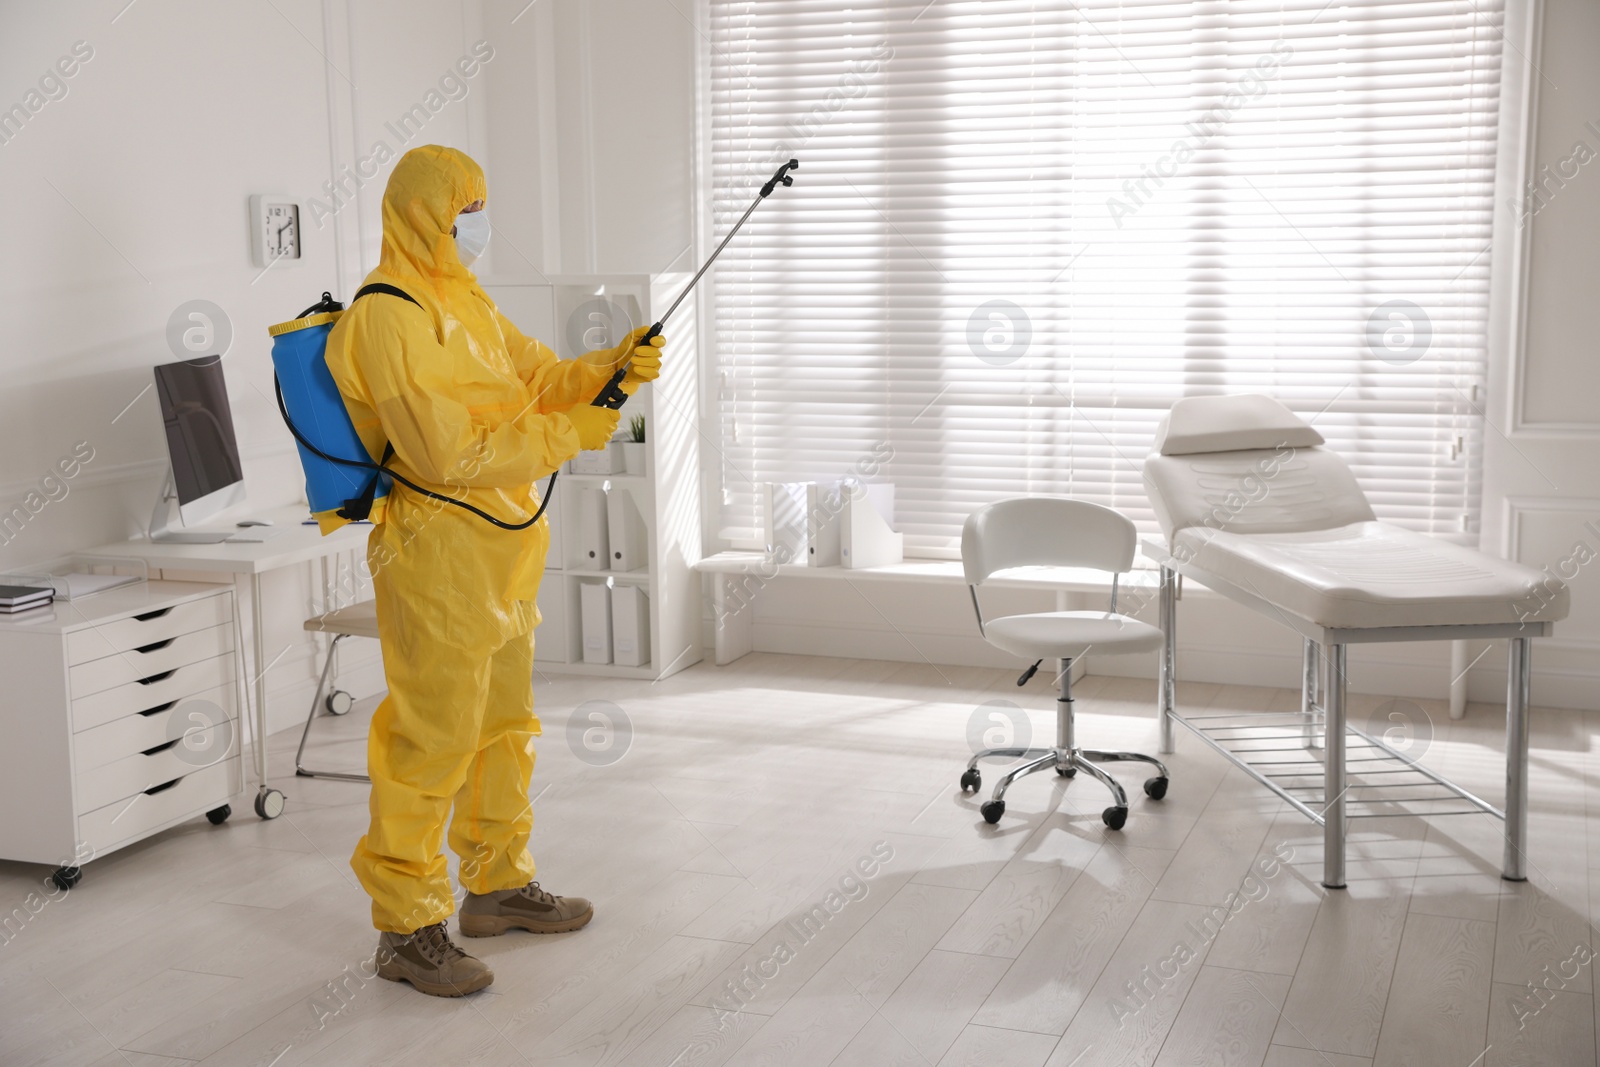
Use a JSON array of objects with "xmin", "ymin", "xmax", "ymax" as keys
[{"xmin": 324, "ymin": 144, "xmax": 662, "ymax": 997}]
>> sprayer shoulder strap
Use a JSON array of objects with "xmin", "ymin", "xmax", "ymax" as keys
[
  {"xmin": 335, "ymin": 284, "xmax": 422, "ymax": 522},
  {"xmin": 352, "ymin": 282, "xmax": 423, "ymax": 309}
]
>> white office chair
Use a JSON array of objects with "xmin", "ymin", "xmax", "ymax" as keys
[
  {"xmin": 961, "ymin": 498, "xmax": 1169, "ymax": 828},
  {"xmin": 294, "ymin": 600, "xmax": 380, "ymax": 784}
]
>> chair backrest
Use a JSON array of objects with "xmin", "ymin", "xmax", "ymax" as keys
[
  {"xmin": 962, "ymin": 497, "xmax": 1136, "ymax": 585},
  {"xmin": 1141, "ymin": 394, "xmax": 1374, "ymax": 540}
]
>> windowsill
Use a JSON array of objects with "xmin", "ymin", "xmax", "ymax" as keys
[{"xmin": 694, "ymin": 550, "xmax": 1165, "ymax": 594}]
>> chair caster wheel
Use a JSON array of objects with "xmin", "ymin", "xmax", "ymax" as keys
[
  {"xmin": 1143, "ymin": 777, "xmax": 1168, "ymax": 800},
  {"xmin": 51, "ymin": 866, "xmax": 81, "ymax": 891},
  {"xmin": 980, "ymin": 800, "xmax": 1005, "ymax": 824},
  {"xmin": 325, "ymin": 689, "xmax": 354, "ymax": 716},
  {"xmin": 1102, "ymin": 806, "xmax": 1128, "ymax": 830},
  {"xmin": 254, "ymin": 788, "xmax": 285, "ymax": 820},
  {"xmin": 960, "ymin": 769, "xmax": 981, "ymax": 794},
  {"xmin": 206, "ymin": 804, "xmax": 231, "ymax": 825},
  {"xmin": 1056, "ymin": 765, "xmax": 1077, "ymax": 777}
]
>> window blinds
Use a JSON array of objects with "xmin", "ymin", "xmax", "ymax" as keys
[{"xmin": 707, "ymin": 0, "xmax": 1505, "ymax": 556}]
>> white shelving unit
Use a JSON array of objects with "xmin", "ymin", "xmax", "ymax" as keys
[{"xmin": 481, "ymin": 273, "xmax": 703, "ymax": 682}]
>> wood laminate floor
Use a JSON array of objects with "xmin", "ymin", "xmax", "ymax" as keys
[{"xmin": 2, "ymin": 653, "xmax": 1595, "ymax": 1066}]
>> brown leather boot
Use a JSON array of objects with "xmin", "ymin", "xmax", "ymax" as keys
[
  {"xmin": 459, "ymin": 881, "xmax": 594, "ymax": 937},
  {"xmin": 375, "ymin": 921, "xmax": 494, "ymax": 997}
]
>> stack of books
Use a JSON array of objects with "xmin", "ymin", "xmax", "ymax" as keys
[{"xmin": 0, "ymin": 584, "xmax": 54, "ymax": 614}]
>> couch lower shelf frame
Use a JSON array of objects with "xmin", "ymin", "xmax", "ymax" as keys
[{"xmin": 1146, "ymin": 542, "xmax": 1542, "ymax": 890}]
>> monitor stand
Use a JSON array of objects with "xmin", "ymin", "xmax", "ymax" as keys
[{"xmin": 148, "ymin": 469, "xmax": 232, "ymax": 544}]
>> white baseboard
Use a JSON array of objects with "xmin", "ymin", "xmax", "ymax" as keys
[{"xmin": 712, "ymin": 617, "xmax": 1600, "ymax": 711}]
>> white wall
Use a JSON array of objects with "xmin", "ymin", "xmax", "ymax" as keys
[
  {"xmin": 1475, "ymin": 0, "xmax": 1600, "ymax": 712},
  {"xmin": 0, "ymin": 0, "xmax": 500, "ymax": 734},
  {"xmin": 475, "ymin": 0, "xmax": 696, "ymax": 280}
]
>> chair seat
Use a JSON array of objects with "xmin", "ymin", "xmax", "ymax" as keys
[
  {"xmin": 1170, "ymin": 521, "xmax": 1567, "ymax": 630},
  {"xmin": 303, "ymin": 599, "xmax": 381, "ymax": 639},
  {"xmin": 984, "ymin": 611, "xmax": 1163, "ymax": 660}
]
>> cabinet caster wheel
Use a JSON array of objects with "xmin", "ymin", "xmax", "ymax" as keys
[
  {"xmin": 980, "ymin": 800, "xmax": 1005, "ymax": 824},
  {"xmin": 206, "ymin": 804, "xmax": 232, "ymax": 825},
  {"xmin": 325, "ymin": 689, "xmax": 354, "ymax": 716},
  {"xmin": 254, "ymin": 788, "xmax": 285, "ymax": 820},
  {"xmin": 1143, "ymin": 777, "xmax": 1168, "ymax": 800},
  {"xmin": 1102, "ymin": 806, "xmax": 1128, "ymax": 831},
  {"xmin": 1056, "ymin": 765, "xmax": 1077, "ymax": 778},
  {"xmin": 959, "ymin": 769, "xmax": 981, "ymax": 794},
  {"xmin": 51, "ymin": 866, "xmax": 81, "ymax": 891}
]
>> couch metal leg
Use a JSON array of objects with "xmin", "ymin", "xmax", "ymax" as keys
[
  {"xmin": 1302, "ymin": 637, "xmax": 1323, "ymax": 750},
  {"xmin": 1503, "ymin": 637, "xmax": 1530, "ymax": 882},
  {"xmin": 1158, "ymin": 566, "xmax": 1177, "ymax": 755},
  {"xmin": 1322, "ymin": 643, "xmax": 1347, "ymax": 889}
]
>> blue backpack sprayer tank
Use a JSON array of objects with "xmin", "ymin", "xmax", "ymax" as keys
[{"xmin": 268, "ymin": 159, "xmax": 799, "ymax": 533}]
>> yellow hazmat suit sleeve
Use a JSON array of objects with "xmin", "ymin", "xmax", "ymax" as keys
[{"xmin": 496, "ymin": 310, "xmax": 611, "ymax": 412}]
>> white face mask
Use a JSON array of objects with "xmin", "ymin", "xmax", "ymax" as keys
[{"xmin": 454, "ymin": 210, "xmax": 490, "ymax": 266}]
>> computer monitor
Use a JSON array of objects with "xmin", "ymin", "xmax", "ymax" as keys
[{"xmin": 149, "ymin": 356, "xmax": 246, "ymax": 541}]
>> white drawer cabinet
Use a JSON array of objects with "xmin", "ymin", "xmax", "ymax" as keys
[{"xmin": 0, "ymin": 581, "xmax": 243, "ymax": 886}]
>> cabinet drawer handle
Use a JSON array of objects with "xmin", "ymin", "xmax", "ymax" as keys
[
  {"xmin": 133, "ymin": 638, "xmax": 175, "ymax": 654},
  {"xmin": 144, "ymin": 777, "xmax": 182, "ymax": 795},
  {"xmin": 141, "ymin": 739, "xmax": 181, "ymax": 756},
  {"xmin": 134, "ymin": 608, "xmax": 173, "ymax": 622},
  {"xmin": 137, "ymin": 670, "xmax": 176, "ymax": 686},
  {"xmin": 138, "ymin": 701, "xmax": 178, "ymax": 717}
]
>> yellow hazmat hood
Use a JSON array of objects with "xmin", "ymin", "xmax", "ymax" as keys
[{"xmin": 377, "ymin": 144, "xmax": 489, "ymax": 298}]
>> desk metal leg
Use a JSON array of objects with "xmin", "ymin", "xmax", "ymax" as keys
[
  {"xmin": 249, "ymin": 573, "xmax": 284, "ymax": 819},
  {"xmin": 1322, "ymin": 643, "xmax": 1347, "ymax": 889},
  {"xmin": 1158, "ymin": 566, "xmax": 1176, "ymax": 755},
  {"xmin": 1503, "ymin": 637, "xmax": 1531, "ymax": 882}
]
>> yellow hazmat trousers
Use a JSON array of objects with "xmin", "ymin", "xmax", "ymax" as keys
[{"xmin": 324, "ymin": 146, "xmax": 610, "ymax": 933}]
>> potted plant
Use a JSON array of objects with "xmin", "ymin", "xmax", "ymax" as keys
[{"xmin": 623, "ymin": 415, "xmax": 646, "ymax": 475}]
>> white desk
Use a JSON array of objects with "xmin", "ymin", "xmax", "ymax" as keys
[{"xmin": 88, "ymin": 505, "xmax": 372, "ymax": 818}]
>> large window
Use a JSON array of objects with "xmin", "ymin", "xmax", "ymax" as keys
[{"xmin": 707, "ymin": 0, "xmax": 1505, "ymax": 556}]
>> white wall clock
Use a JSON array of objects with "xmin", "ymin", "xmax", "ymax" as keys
[{"xmin": 249, "ymin": 195, "xmax": 303, "ymax": 268}]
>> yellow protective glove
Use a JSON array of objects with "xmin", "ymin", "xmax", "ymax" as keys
[
  {"xmin": 620, "ymin": 333, "xmax": 665, "ymax": 395},
  {"xmin": 565, "ymin": 404, "xmax": 621, "ymax": 452},
  {"xmin": 582, "ymin": 326, "xmax": 666, "ymax": 395}
]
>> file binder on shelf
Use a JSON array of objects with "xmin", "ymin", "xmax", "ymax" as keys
[
  {"xmin": 579, "ymin": 581, "xmax": 612, "ymax": 665},
  {"xmin": 610, "ymin": 585, "xmax": 651, "ymax": 668},
  {"xmin": 577, "ymin": 488, "xmax": 610, "ymax": 569},
  {"xmin": 606, "ymin": 489, "xmax": 649, "ymax": 572}
]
